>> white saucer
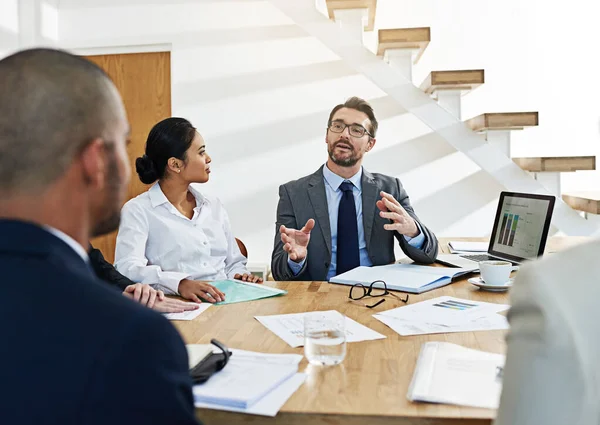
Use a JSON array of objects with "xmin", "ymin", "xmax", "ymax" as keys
[{"xmin": 468, "ymin": 277, "xmax": 513, "ymax": 292}]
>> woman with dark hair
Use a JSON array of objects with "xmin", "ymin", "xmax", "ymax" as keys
[{"xmin": 114, "ymin": 117, "xmax": 261, "ymax": 303}]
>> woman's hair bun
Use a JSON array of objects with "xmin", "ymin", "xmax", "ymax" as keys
[{"xmin": 135, "ymin": 154, "xmax": 159, "ymax": 184}]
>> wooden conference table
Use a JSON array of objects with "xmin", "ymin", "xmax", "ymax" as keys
[{"xmin": 173, "ymin": 237, "xmax": 589, "ymax": 425}]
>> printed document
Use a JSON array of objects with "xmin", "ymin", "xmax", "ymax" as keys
[
  {"xmin": 374, "ymin": 312, "xmax": 509, "ymax": 336},
  {"xmin": 164, "ymin": 303, "xmax": 211, "ymax": 321},
  {"xmin": 254, "ymin": 310, "xmax": 386, "ymax": 348},
  {"xmin": 377, "ymin": 296, "xmax": 509, "ymax": 326},
  {"xmin": 408, "ymin": 342, "xmax": 505, "ymax": 409}
]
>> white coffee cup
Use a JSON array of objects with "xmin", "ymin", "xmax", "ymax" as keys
[{"xmin": 479, "ymin": 260, "xmax": 512, "ymax": 285}]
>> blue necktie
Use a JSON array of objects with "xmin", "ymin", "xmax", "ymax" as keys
[{"xmin": 336, "ymin": 181, "xmax": 360, "ymax": 275}]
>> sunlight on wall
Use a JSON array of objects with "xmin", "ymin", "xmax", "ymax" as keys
[
  {"xmin": 393, "ymin": 152, "xmax": 480, "ymax": 203},
  {"xmin": 60, "ymin": 1, "xmax": 293, "ymax": 41},
  {"xmin": 179, "ymin": 75, "xmax": 389, "ymax": 139},
  {"xmin": 173, "ymin": 37, "xmax": 338, "ymax": 83},
  {"xmin": 0, "ymin": 0, "xmax": 19, "ymax": 34},
  {"xmin": 41, "ymin": 2, "xmax": 58, "ymax": 41}
]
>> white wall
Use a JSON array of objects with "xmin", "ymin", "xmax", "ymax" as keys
[
  {"xmin": 54, "ymin": 0, "xmax": 596, "ymax": 263},
  {"xmin": 0, "ymin": 0, "xmax": 59, "ymax": 59},
  {"xmin": 0, "ymin": 0, "xmax": 20, "ymax": 57}
]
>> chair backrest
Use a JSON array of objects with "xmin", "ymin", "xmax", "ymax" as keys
[{"xmin": 235, "ymin": 238, "xmax": 248, "ymax": 258}]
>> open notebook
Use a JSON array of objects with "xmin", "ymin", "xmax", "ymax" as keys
[
  {"xmin": 408, "ymin": 342, "xmax": 505, "ymax": 409},
  {"xmin": 329, "ymin": 264, "xmax": 476, "ymax": 294}
]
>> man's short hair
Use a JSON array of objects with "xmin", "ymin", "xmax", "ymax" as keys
[
  {"xmin": 327, "ymin": 96, "xmax": 378, "ymax": 137},
  {"xmin": 0, "ymin": 48, "xmax": 119, "ymax": 194}
]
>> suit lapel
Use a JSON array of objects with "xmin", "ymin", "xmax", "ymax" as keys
[
  {"xmin": 307, "ymin": 167, "xmax": 332, "ymax": 256},
  {"xmin": 361, "ymin": 170, "xmax": 379, "ymax": 253}
]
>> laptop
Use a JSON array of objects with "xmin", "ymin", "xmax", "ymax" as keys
[{"xmin": 437, "ymin": 191, "xmax": 556, "ymax": 268}]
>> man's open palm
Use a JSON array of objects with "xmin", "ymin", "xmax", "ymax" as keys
[{"xmin": 279, "ymin": 218, "xmax": 315, "ymax": 262}]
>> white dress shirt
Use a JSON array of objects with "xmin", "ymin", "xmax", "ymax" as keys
[
  {"xmin": 114, "ymin": 183, "xmax": 248, "ymax": 295},
  {"xmin": 44, "ymin": 225, "xmax": 89, "ymax": 263}
]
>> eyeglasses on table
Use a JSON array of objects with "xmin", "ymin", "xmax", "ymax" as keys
[{"xmin": 348, "ymin": 280, "xmax": 409, "ymax": 308}]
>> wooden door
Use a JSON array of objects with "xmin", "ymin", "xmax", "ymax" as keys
[{"xmin": 86, "ymin": 51, "xmax": 171, "ymax": 263}]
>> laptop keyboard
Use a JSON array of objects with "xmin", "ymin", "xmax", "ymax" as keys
[{"xmin": 460, "ymin": 254, "xmax": 496, "ymax": 262}]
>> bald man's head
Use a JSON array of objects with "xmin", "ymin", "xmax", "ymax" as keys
[{"xmin": 0, "ymin": 48, "xmax": 127, "ymax": 194}]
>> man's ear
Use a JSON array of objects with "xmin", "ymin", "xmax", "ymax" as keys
[
  {"xmin": 80, "ymin": 138, "xmax": 106, "ymax": 189},
  {"xmin": 366, "ymin": 137, "xmax": 377, "ymax": 152}
]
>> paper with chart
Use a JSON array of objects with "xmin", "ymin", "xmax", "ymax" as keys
[
  {"xmin": 192, "ymin": 350, "xmax": 302, "ymax": 409},
  {"xmin": 374, "ymin": 311, "xmax": 509, "ymax": 336},
  {"xmin": 211, "ymin": 280, "xmax": 287, "ymax": 305},
  {"xmin": 408, "ymin": 342, "xmax": 505, "ymax": 409},
  {"xmin": 254, "ymin": 310, "xmax": 386, "ymax": 348},
  {"xmin": 377, "ymin": 296, "xmax": 509, "ymax": 327},
  {"xmin": 163, "ymin": 303, "xmax": 211, "ymax": 321}
]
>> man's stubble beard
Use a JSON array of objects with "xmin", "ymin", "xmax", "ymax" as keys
[
  {"xmin": 91, "ymin": 149, "xmax": 124, "ymax": 238},
  {"xmin": 327, "ymin": 140, "xmax": 362, "ymax": 167}
]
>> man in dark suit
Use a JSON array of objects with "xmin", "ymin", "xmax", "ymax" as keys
[
  {"xmin": 272, "ymin": 97, "xmax": 438, "ymax": 281},
  {"xmin": 0, "ymin": 48, "xmax": 200, "ymax": 424}
]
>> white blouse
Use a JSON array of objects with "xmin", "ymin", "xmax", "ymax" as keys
[{"xmin": 114, "ymin": 183, "xmax": 248, "ymax": 295}]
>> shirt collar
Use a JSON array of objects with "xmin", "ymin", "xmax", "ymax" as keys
[
  {"xmin": 148, "ymin": 182, "xmax": 208, "ymax": 209},
  {"xmin": 43, "ymin": 226, "xmax": 89, "ymax": 263},
  {"xmin": 323, "ymin": 164, "xmax": 363, "ymax": 192}
]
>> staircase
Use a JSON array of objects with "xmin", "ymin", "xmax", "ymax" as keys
[{"xmin": 270, "ymin": 0, "xmax": 598, "ymax": 235}]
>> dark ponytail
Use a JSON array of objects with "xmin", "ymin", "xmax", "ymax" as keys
[{"xmin": 135, "ymin": 117, "xmax": 197, "ymax": 184}]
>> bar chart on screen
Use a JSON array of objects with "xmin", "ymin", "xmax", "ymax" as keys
[{"xmin": 491, "ymin": 195, "xmax": 550, "ymax": 258}]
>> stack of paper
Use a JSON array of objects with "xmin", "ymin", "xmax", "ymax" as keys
[
  {"xmin": 373, "ymin": 296, "xmax": 509, "ymax": 336},
  {"xmin": 254, "ymin": 310, "xmax": 386, "ymax": 347},
  {"xmin": 193, "ymin": 349, "xmax": 306, "ymax": 417},
  {"xmin": 408, "ymin": 342, "xmax": 505, "ymax": 409},
  {"xmin": 329, "ymin": 264, "xmax": 477, "ymax": 294},
  {"xmin": 448, "ymin": 241, "xmax": 488, "ymax": 254}
]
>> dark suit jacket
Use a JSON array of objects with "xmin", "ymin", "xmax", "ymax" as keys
[
  {"xmin": 0, "ymin": 220, "xmax": 200, "ymax": 425},
  {"xmin": 89, "ymin": 244, "xmax": 134, "ymax": 291},
  {"xmin": 271, "ymin": 166, "xmax": 438, "ymax": 281}
]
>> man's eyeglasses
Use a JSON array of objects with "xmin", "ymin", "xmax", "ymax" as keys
[
  {"xmin": 348, "ymin": 280, "xmax": 409, "ymax": 308},
  {"xmin": 328, "ymin": 120, "xmax": 373, "ymax": 138}
]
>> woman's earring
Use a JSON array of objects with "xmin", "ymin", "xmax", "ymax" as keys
[{"xmin": 177, "ymin": 169, "xmax": 181, "ymax": 173}]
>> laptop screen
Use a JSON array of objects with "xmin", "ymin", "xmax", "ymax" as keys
[{"xmin": 488, "ymin": 192, "xmax": 555, "ymax": 263}]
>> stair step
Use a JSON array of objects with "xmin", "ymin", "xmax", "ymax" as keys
[
  {"xmin": 377, "ymin": 27, "xmax": 430, "ymax": 62},
  {"xmin": 513, "ymin": 156, "xmax": 596, "ymax": 172},
  {"xmin": 467, "ymin": 112, "xmax": 539, "ymax": 131},
  {"xmin": 325, "ymin": 0, "xmax": 377, "ymax": 31},
  {"xmin": 420, "ymin": 69, "xmax": 485, "ymax": 95},
  {"xmin": 562, "ymin": 192, "xmax": 600, "ymax": 215}
]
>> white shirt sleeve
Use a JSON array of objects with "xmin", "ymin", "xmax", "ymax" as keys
[
  {"xmin": 114, "ymin": 201, "xmax": 191, "ymax": 295},
  {"xmin": 219, "ymin": 203, "xmax": 249, "ymax": 278}
]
